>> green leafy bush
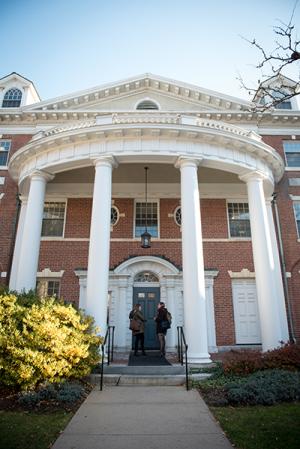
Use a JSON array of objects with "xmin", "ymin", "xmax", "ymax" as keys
[
  {"xmin": 222, "ymin": 343, "xmax": 300, "ymax": 376},
  {"xmin": 18, "ymin": 381, "xmax": 86, "ymax": 406},
  {"xmin": 0, "ymin": 293, "xmax": 102, "ymax": 390},
  {"xmin": 226, "ymin": 369, "xmax": 300, "ymax": 405}
]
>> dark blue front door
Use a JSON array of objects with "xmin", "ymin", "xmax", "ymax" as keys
[{"xmin": 133, "ymin": 287, "xmax": 160, "ymax": 349}]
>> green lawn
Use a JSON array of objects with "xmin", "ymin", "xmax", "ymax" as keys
[
  {"xmin": 0, "ymin": 410, "xmax": 72, "ymax": 449},
  {"xmin": 211, "ymin": 402, "xmax": 300, "ymax": 449}
]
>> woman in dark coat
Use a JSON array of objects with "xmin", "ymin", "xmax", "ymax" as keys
[
  {"xmin": 129, "ymin": 303, "xmax": 147, "ymax": 356},
  {"xmin": 154, "ymin": 302, "xmax": 170, "ymax": 357}
]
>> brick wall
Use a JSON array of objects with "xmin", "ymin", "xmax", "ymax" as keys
[
  {"xmin": 262, "ymin": 135, "xmax": 300, "ymax": 340},
  {"xmin": 0, "ymin": 135, "xmax": 32, "ymax": 282}
]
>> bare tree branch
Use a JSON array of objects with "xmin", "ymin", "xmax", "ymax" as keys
[{"xmin": 239, "ymin": 1, "xmax": 300, "ymax": 110}]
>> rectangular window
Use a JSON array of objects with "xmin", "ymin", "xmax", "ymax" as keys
[
  {"xmin": 37, "ymin": 279, "xmax": 60, "ymax": 297},
  {"xmin": 135, "ymin": 201, "xmax": 158, "ymax": 237},
  {"xmin": 228, "ymin": 202, "xmax": 251, "ymax": 238},
  {"xmin": 283, "ymin": 141, "xmax": 300, "ymax": 167},
  {"xmin": 41, "ymin": 202, "xmax": 66, "ymax": 237},
  {"xmin": 293, "ymin": 202, "xmax": 300, "ymax": 238},
  {"xmin": 0, "ymin": 140, "xmax": 11, "ymax": 166}
]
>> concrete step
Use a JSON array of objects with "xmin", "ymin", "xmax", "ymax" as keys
[
  {"xmin": 90, "ymin": 372, "xmax": 211, "ymax": 386},
  {"xmin": 103, "ymin": 365, "xmax": 185, "ymax": 375}
]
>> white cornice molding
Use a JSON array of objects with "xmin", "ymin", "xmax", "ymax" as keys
[
  {"xmin": 0, "ymin": 109, "xmax": 299, "ymax": 129},
  {"xmin": 7, "ymin": 115, "xmax": 284, "ymax": 186}
]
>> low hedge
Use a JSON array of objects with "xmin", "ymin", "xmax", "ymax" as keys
[
  {"xmin": 222, "ymin": 343, "xmax": 300, "ymax": 376},
  {"xmin": 226, "ymin": 369, "xmax": 300, "ymax": 405},
  {"xmin": 0, "ymin": 293, "xmax": 102, "ymax": 390}
]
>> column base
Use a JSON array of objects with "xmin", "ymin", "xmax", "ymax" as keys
[{"xmin": 187, "ymin": 352, "xmax": 212, "ymax": 364}]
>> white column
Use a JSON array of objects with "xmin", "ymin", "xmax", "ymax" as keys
[
  {"xmin": 175, "ymin": 157, "xmax": 211, "ymax": 363},
  {"xmin": 15, "ymin": 171, "xmax": 53, "ymax": 292},
  {"xmin": 266, "ymin": 199, "xmax": 289, "ymax": 342},
  {"xmin": 9, "ymin": 197, "xmax": 27, "ymax": 290},
  {"xmin": 86, "ymin": 156, "xmax": 117, "ymax": 337},
  {"xmin": 240, "ymin": 172, "xmax": 282, "ymax": 351},
  {"xmin": 165, "ymin": 278, "xmax": 176, "ymax": 350},
  {"xmin": 117, "ymin": 277, "xmax": 129, "ymax": 349}
]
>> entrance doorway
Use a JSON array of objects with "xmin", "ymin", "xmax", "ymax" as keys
[{"xmin": 132, "ymin": 286, "xmax": 160, "ymax": 349}]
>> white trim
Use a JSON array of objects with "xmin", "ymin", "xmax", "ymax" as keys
[
  {"xmin": 38, "ymin": 236, "xmax": 254, "ymax": 242},
  {"xmin": 228, "ymin": 268, "xmax": 255, "ymax": 278},
  {"xmin": 37, "ymin": 268, "xmax": 64, "ymax": 278},
  {"xmin": 285, "ymin": 167, "xmax": 300, "ymax": 171},
  {"xmin": 133, "ymin": 198, "xmax": 160, "ymax": 239}
]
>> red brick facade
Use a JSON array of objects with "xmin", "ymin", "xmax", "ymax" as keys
[{"xmin": 1, "ymin": 133, "xmax": 299, "ymax": 346}]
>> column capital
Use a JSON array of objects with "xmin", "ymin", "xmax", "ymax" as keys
[
  {"xmin": 29, "ymin": 170, "xmax": 54, "ymax": 183},
  {"xmin": 92, "ymin": 154, "xmax": 118, "ymax": 169},
  {"xmin": 239, "ymin": 171, "xmax": 267, "ymax": 184},
  {"xmin": 174, "ymin": 156, "xmax": 203, "ymax": 170}
]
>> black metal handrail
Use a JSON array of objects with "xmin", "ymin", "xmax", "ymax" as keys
[
  {"xmin": 100, "ymin": 325, "xmax": 115, "ymax": 391},
  {"xmin": 177, "ymin": 326, "xmax": 189, "ymax": 390}
]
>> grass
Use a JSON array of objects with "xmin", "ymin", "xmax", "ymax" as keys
[
  {"xmin": 0, "ymin": 410, "xmax": 72, "ymax": 449},
  {"xmin": 211, "ymin": 402, "xmax": 300, "ymax": 449}
]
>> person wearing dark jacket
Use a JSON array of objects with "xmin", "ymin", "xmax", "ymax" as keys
[
  {"xmin": 154, "ymin": 302, "xmax": 170, "ymax": 357},
  {"xmin": 129, "ymin": 303, "xmax": 147, "ymax": 356}
]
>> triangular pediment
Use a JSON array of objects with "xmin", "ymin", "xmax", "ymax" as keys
[{"xmin": 24, "ymin": 73, "xmax": 251, "ymax": 113}]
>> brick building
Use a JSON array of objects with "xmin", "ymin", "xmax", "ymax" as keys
[{"xmin": 0, "ymin": 72, "xmax": 299, "ymax": 362}]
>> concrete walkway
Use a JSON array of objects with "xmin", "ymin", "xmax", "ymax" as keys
[{"xmin": 52, "ymin": 386, "xmax": 233, "ymax": 449}]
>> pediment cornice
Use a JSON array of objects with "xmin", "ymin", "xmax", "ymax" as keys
[{"xmin": 22, "ymin": 73, "xmax": 251, "ymax": 112}]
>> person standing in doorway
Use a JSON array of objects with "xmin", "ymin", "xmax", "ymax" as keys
[
  {"xmin": 155, "ymin": 302, "xmax": 171, "ymax": 357},
  {"xmin": 129, "ymin": 303, "xmax": 146, "ymax": 356}
]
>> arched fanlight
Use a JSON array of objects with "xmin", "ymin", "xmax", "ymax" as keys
[{"xmin": 141, "ymin": 166, "xmax": 151, "ymax": 248}]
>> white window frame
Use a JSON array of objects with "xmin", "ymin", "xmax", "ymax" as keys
[
  {"xmin": 111, "ymin": 205, "xmax": 120, "ymax": 227},
  {"xmin": 293, "ymin": 201, "xmax": 300, "ymax": 239},
  {"xmin": 134, "ymin": 97, "xmax": 161, "ymax": 110},
  {"xmin": 133, "ymin": 199, "xmax": 160, "ymax": 239},
  {"xmin": 226, "ymin": 200, "xmax": 251, "ymax": 240},
  {"xmin": 41, "ymin": 199, "xmax": 67, "ymax": 239},
  {"xmin": 283, "ymin": 141, "xmax": 300, "ymax": 170},
  {"xmin": 37, "ymin": 278, "xmax": 61, "ymax": 297},
  {"xmin": 0, "ymin": 139, "xmax": 11, "ymax": 169},
  {"xmin": 174, "ymin": 205, "xmax": 182, "ymax": 227}
]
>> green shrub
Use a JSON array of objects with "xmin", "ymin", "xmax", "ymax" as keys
[
  {"xmin": 226, "ymin": 369, "xmax": 300, "ymax": 405},
  {"xmin": 18, "ymin": 381, "xmax": 86, "ymax": 406},
  {"xmin": 222, "ymin": 343, "xmax": 300, "ymax": 376},
  {"xmin": 0, "ymin": 293, "xmax": 102, "ymax": 390}
]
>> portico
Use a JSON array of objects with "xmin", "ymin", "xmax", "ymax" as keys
[{"xmin": 8, "ymin": 111, "xmax": 289, "ymax": 361}]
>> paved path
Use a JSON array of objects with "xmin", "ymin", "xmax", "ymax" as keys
[{"xmin": 52, "ymin": 386, "xmax": 233, "ymax": 449}]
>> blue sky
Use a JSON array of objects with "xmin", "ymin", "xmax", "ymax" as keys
[{"xmin": 1, "ymin": 0, "xmax": 299, "ymax": 101}]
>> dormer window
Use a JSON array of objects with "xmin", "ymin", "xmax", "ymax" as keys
[
  {"xmin": 2, "ymin": 88, "xmax": 22, "ymax": 107},
  {"xmin": 136, "ymin": 100, "xmax": 159, "ymax": 110}
]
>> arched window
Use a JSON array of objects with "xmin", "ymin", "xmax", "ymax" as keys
[
  {"xmin": 134, "ymin": 271, "xmax": 159, "ymax": 283},
  {"xmin": 111, "ymin": 206, "xmax": 120, "ymax": 226},
  {"xmin": 136, "ymin": 100, "xmax": 159, "ymax": 110},
  {"xmin": 174, "ymin": 206, "xmax": 181, "ymax": 226},
  {"xmin": 2, "ymin": 88, "xmax": 22, "ymax": 107}
]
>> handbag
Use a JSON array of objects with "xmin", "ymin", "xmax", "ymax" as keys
[
  {"xmin": 161, "ymin": 319, "xmax": 171, "ymax": 330},
  {"xmin": 129, "ymin": 319, "xmax": 142, "ymax": 332}
]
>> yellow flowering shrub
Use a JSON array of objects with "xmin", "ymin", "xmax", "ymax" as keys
[{"xmin": 0, "ymin": 294, "xmax": 102, "ymax": 390}]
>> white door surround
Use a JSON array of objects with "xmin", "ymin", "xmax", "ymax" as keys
[{"xmin": 75, "ymin": 256, "xmax": 218, "ymax": 354}]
